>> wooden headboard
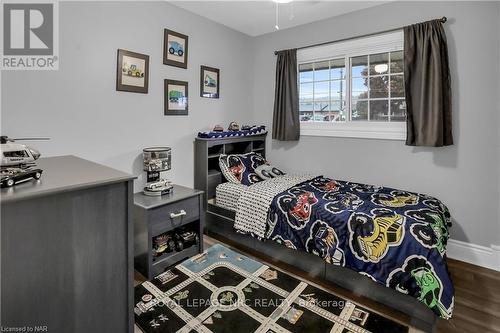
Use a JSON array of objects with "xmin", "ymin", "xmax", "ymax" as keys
[{"xmin": 194, "ymin": 133, "xmax": 267, "ymax": 205}]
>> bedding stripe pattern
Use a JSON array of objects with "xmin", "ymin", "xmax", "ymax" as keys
[
  {"xmin": 233, "ymin": 174, "xmax": 317, "ymax": 238},
  {"xmin": 215, "ymin": 182, "xmax": 247, "ymax": 211}
]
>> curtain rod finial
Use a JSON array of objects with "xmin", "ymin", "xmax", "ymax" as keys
[{"xmin": 441, "ymin": 16, "xmax": 447, "ymax": 23}]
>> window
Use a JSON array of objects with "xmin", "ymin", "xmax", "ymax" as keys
[
  {"xmin": 3, "ymin": 150, "xmax": 29, "ymax": 158},
  {"xmin": 299, "ymin": 59, "xmax": 346, "ymax": 123},
  {"xmin": 298, "ymin": 31, "xmax": 406, "ymax": 140}
]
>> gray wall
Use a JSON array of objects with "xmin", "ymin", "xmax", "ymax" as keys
[
  {"xmin": 1, "ymin": 1, "xmax": 254, "ymax": 190},
  {"xmin": 2, "ymin": 1, "xmax": 499, "ymax": 247},
  {"xmin": 251, "ymin": 1, "xmax": 500, "ymax": 247}
]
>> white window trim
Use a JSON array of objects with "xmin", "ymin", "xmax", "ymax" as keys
[
  {"xmin": 298, "ymin": 30, "xmax": 406, "ymax": 140},
  {"xmin": 300, "ymin": 122, "xmax": 406, "ymax": 140}
]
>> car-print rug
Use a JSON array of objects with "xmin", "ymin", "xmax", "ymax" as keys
[{"xmin": 134, "ymin": 244, "xmax": 408, "ymax": 333}]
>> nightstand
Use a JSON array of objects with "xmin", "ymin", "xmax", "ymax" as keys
[{"xmin": 133, "ymin": 184, "xmax": 204, "ymax": 280}]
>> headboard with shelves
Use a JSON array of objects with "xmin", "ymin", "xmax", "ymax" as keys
[{"xmin": 194, "ymin": 134, "xmax": 267, "ymax": 205}]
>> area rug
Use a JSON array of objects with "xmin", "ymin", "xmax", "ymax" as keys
[{"xmin": 134, "ymin": 244, "xmax": 408, "ymax": 333}]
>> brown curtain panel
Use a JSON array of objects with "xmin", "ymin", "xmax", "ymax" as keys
[
  {"xmin": 404, "ymin": 20, "xmax": 453, "ymax": 147},
  {"xmin": 273, "ymin": 49, "xmax": 300, "ymax": 141}
]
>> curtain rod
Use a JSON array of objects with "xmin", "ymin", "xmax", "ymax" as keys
[{"xmin": 274, "ymin": 16, "xmax": 447, "ymax": 55}]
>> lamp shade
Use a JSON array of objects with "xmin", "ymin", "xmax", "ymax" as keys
[{"xmin": 143, "ymin": 147, "xmax": 171, "ymax": 172}]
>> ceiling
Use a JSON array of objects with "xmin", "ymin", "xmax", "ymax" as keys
[{"xmin": 171, "ymin": 1, "xmax": 389, "ymax": 37}]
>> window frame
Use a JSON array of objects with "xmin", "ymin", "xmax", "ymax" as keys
[{"xmin": 297, "ymin": 31, "xmax": 406, "ymax": 140}]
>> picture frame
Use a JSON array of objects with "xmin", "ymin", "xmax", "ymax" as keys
[
  {"xmin": 116, "ymin": 49, "xmax": 149, "ymax": 93},
  {"xmin": 200, "ymin": 65, "xmax": 220, "ymax": 99},
  {"xmin": 164, "ymin": 79, "xmax": 188, "ymax": 115},
  {"xmin": 163, "ymin": 29, "xmax": 188, "ymax": 69}
]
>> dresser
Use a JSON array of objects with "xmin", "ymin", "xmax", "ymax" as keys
[
  {"xmin": 134, "ymin": 185, "xmax": 204, "ymax": 280},
  {"xmin": 0, "ymin": 156, "xmax": 135, "ymax": 333}
]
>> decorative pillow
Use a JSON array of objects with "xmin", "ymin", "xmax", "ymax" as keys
[
  {"xmin": 219, "ymin": 152, "xmax": 267, "ymax": 185},
  {"xmin": 254, "ymin": 164, "xmax": 286, "ymax": 180}
]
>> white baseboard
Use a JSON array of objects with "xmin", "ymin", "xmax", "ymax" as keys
[{"xmin": 447, "ymin": 239, "xmax": 500, "ymax": 271}]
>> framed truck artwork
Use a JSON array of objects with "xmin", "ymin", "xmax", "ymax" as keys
[
  {"xmin": 116, "ymin": 49, "xmax": 149, "ymax": 93},
  {"xmin": 164, "ymin": 79, "xmax": 188, "ymax": 115},
  {"xmin": 200, "ymin": 65, "xmax": 219, "ymax": 98},
  {"xmin": 163, "ymin": 29, "xmax": 188, "ymax": 69}
]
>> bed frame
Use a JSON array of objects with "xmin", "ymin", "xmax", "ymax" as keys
[{"xmin": 194, "ymin": 134, "xmax": 437, "ymax": 332}]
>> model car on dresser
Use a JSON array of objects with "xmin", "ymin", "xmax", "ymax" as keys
[{"xmin": 0, "ymin": 136, "xmax": 46, "ymax": 187}]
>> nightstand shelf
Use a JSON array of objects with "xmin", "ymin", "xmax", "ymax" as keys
[
  {"xmin": 133, "ymin": 185, "xmax": 204, "ymax": 280},
  {"xmin": 151, "ymin": 245, "xmax": 199, "ymax": 276}
]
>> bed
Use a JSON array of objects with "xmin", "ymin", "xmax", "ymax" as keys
[
  {"xmin": 215, "ymin": 182, "xmax": 246, "ymax": 211},
  {"xmin": 194, "ymin": 134, "xmax": 453, "ymax": 332}
]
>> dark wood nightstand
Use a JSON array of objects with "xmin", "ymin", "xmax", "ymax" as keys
[{"xmin": 133, "ymin": 184, "xmax": 204, "ymax": 280}]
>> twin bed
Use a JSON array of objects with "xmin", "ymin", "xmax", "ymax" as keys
[{"xmin": 194, "ymin": 134, "xmax": 454, "ymax": 332}]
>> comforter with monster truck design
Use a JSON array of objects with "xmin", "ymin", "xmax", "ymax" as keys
[{"xmin": 237, "ymin": 176, "xmax": 454, "ymax": 319}]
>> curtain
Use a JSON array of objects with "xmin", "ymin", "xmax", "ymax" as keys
[
  {"xmin": 404, "ymin": 20, "xmax": 453, "ymax": 147},
  {"xmin": 272, "ymin": 49, "xmax": 300, "ymax": 141}
]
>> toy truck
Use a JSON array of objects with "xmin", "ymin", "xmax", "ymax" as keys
[
  {"xmin": 204, "ymin": 74, "xmax": 216, "ymax": 87},
  {"xmin": 174, "ymin": 229, "xmax": 199, "ymax": 251},
  {"xmin": 169, "ymin": 90, "xmax": 184, "ymax": 103},
  {"xmin": 168, "ymin": 41, "xmax": 184, "ymax": 57}
]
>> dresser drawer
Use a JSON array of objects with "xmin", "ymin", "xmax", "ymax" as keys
[{"xmin": 149, "ymin": 196, "xmax": 200, "ymax": 234}]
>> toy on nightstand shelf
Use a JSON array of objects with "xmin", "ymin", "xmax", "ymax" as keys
[
  {"xmin": 152, "ymin": 233, "xmax": 176, "ymax": 257},
  {"xmin": 174, "ymin": 229, "xmax": 200, "ymax": 251},
  {"xmin": 142, "ymin": 147, "xmax": 173, "ymax": 196},
  {"xmin": 0, "ymin": 136, "xmax": 48, "ymax": 188}
]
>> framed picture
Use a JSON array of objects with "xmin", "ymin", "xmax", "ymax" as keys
[
  {"xmin": 200, "ymin": 66, "xmax": 220, "ymax": 98},
  {"xmin": 164, "ymin": 79, "xmax": 188, "ymax": 115},
  {"xmin": 116, "ymin": 49, "xmax": 149, "ymax": 93},
  {"xmin": 163, "ymin": 29, "xmax": 188, "ymax": 69}
]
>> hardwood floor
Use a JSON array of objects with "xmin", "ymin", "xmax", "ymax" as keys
[
  {"xmin": 135, "ymin": 236, "xmax": 500, "ymax": 333},
  {"xmin": 436, "ymin": 259, "xmax": 500, "ymax": 333}
]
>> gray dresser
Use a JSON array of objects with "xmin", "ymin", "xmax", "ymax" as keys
[{"xmin": 1, "ymin": 156, "xmax": 135, "ymax": 333}]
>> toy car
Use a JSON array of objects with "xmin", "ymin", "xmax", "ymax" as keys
[
  {"xmin": 152, "ymin": 233, "xmax": 175, "ymax": 257},
  {"xmin": 174, "ymin": 230, "xmax": 199, "ymax": 251},
  {"xmin": 143, "ymin": 179, "xmax": 173, "ymax": 196},
  {"xmin": 147, "ymin": 179, "xmax": 172, "ymax": 191},
  {"xmin": 1, "ymin": 167, "xmax": 43, "ymax": 187},
  {"xmin": 228, "ymin": 121, "xmax": 240, "ymax": 131},
  {"xmin": 213, "ymin": 125, "xmax": 224, "ymax": 132},
  {"xmin": 168, "ymin": 41, "xmax": 184, "ymax": 57}
]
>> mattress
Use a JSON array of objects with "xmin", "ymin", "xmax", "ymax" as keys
[{"xmin": 215, "ymin": 182, "xmax": 247, "ymax": 211}]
